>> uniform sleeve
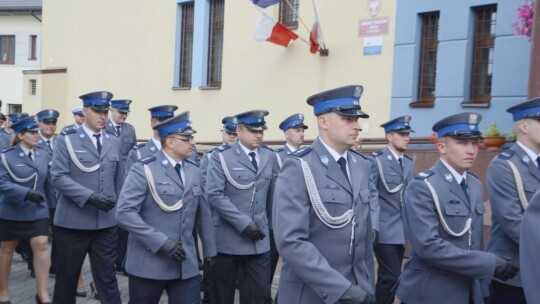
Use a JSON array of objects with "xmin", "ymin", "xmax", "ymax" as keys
[
  {"xmin": 116, "ymin": 162, "xmax": 168, "ymax": 253},
  {"xmin": 206, "ymin": 151, "xmax": 253, "ymax": 233},
  {"xmin": 125, "ymin": 148, "xmax": 138, "ymax": 177},
  {"xmin": 520, "ymin": 190, "xmax": 540, "ymax": 303},
  {"xmin": 49, "ymin": 135, "xmax": 93, "ymax": 207},
  {"xmin": 402, "ymin": 179, "xmax": 496, "ymax": 280},
  {"xmin": 196, "ymin": 189, "xmax": 217, "ymax": 258},
  {"xmin": 0, "ymin": 157, "xmax": 32, "ymax": 202},
  {"xmin": 273, "ymin": 157, "xmax": 352, "ymax": 304},
  {"xmin": 367, "ymin": 157, "xmax": 380, "ymax": 232},
  {"xmin": 486, "ymin": 159, "xmax": 523, "ymax": 245}
]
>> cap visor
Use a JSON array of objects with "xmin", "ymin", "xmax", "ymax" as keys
[
  {"xmin": 244, "ymin": 124, "xmax": 267, "ymax": 131},
  {"xmin": 336, "ymin": 109, "xmax": 369, "ymax": 118}
]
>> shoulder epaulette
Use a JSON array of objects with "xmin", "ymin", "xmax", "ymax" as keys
[
  {"xmin": 139, "ymin": 155, "xmax": 156, "ymax": 164},
  {"xmin": 260, "ymin": 144, "xmax": 274, "ymax": 152},
  {"xmin": 291, "ymin": 146, "xmax": 312, "ymax": 157},
  {"xmin": 370, "ymin": 150, "xmax": 383, "ymax": 157},
  {"xmin": 415, "ymin": 170, "xmax": 435, "ymax": 180},
  {"xmin": 350, "ymin": 149, "xmax": 367, "ymax": 159},
  {"xmin": 105, "ymin": 129, "xmax": 116, "ymax": 136},
  {"xmin": 498, "ymin": 149, "xmax": 515, "ymax": 159},
  {"xmin": 2, "ymin": 147, "xmax": 14, "ymax": 153},
  {"xmin": 275, "ymin": 147, "xmax": 284, "ymax": 153},
  {"xmin": 61, "ymin": 128, "xmax": 77, "ymax": 136},
  {"xmin": 206, "ymin": 147, "xmax": 218, "ymax": 154},
  {"xmin": 185, "ymin": 159, "xmax": 200, "ymax": 167},
  {"xmin": 133, "ymin": 143, "xmax": 146, "ymax": 150},
  {"xmin": 404, "ymin": 154, "xmax": 413, "ymax": 161},
  {"xmin": 35, "ymin": 145, "xmax": 48, "ymax": 151},
  {"xmin": 467, "ymin": 171, "xmax": 479, "ymax": 180},
  {"xmin": 217, "ymin": 144, "xmax": 230, "ymax": 152}
]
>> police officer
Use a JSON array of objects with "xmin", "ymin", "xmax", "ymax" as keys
[
  {"xmin": 51, "ymin": 91, "xmax": 123, "ymax": 304},
  {"xmin": 206, "ymin": 109, "xmax": 279, "ymax": 304},
  {"xmin": 105, "ymin": 99, "xmax": 136, "ymax": 274},
  {"xmin": 368, "ymin": 115, "xmax": 415, "ymax": 304},
  {"xmin": 486, "ymin": 98, "xmax": 540, "ymax": 304},
  {"xmin": 125, "ymin": 105, "xmax": 178, "ymax": 174},
  {"xmin": 62, "ymin": 107, "xmax": 84, "ymax": 132},
  {"xmin": 396, "ymin": 112, "xmax": 519, "ymax": 304},
  {"xmin": 116, "ymin": 111, "xmax": 216, "ymax": 304},
  {"xmin": 275, "ymin": 113, "xmax": 308, "ymax": 167},
  {"xmin": 0, "ymin": 113, "xmax": 9, "ymax": 151},
  {"xmin": 0, "ymin": 115, "xmax": 55, "ymax": 304},
  {"xmin": 273, "ymin": 85, "xmax": 375, "ymax": 304},
  {"xmin": 520, "ymin": 189, "xmax": 540, "ymax": 303},
  {"xmin": 106, "ymin": 99, "xmax": 137, "ymax": 168},
  {"xmin": 36, "ymin": 109, "xmax": 60, "ymax": 276}
]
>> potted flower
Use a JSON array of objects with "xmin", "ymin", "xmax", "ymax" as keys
[
  {"xmin": 512, "ymin": 0, "xmax": 534, "ymax": 39},
  {"xmin": 483, "ymin": 123, "xmax": 506, "ymax": 150}
]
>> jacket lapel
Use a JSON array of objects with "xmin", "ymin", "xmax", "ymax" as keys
[
  {"xmin": 384, "ymin": 147, "xmax": 404, "ymax": 178},
  {"xmin": 514, "ymin": 144, "xmax": 540, "ymax": 182},
  {"xmin": 183, "ymin": 160, "xmax": 193, "ymax": 195},
  {"xmin": 15, "ymin": 145, "xmax": 37, "ymax": 169},
  {"xmin": 349, "ymin": 152, "xmax": 363, "ymax": 201},
  {"xmin": 100, "ymin": 131, "xmax": 113, "ymax": 159},
  {"xmin": 313, "ymin": 139, "xmax": 352, "ymax": 194},
  {"xmin": 436, "ymin": 160, "xmax": 470, "ymax": 207},
  {"xmin": 257, "ymin": 147, "xmax": 269, "ymax": 176},
  {"xmin": 78, "ymin": 128, "xmax": 100, "ymax": 158},
  {"xmin": 158, "ymin": 151, "xmax": 184, "ymax": 188},
  {"xmin": 233, "ymin": 142, "xmax": 257, "ymax": 173},
  {"xmin": 106, "ymin": 119, "xmax": 116, "ymax": 136}
]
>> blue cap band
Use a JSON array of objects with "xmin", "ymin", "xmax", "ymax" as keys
[
  {"xmin": 281, "ymin": 119, "xmax": 304, "ymax": 131},
  {"xmin": 512, "ymin": 106, "xmax": 540, "ymax": 121},
  {"xmin": 437, "ymin": 123, "xmax": 479, "ymax": 138},
  {"xmin": 158, "ymin": 120, "xmax": 191, "ymax": 137},
  {"xmin": 237, "ymin": 116, "xmax": 265, "ymax": 125},
  {"xmin": 111, "ymin": 103, "xmax": 129, "ymax": 109},
  {"xmin": 223, "ymin": 121, "xmax": 236, "ymax": 129},
  {"xmin": 384, "ymin": 122, "xmax": 409, "ymax": 133},
  {"xmin": 313, "ymin": 97, "xmax": 360, "ymax": 115},
  {"xmin": 13, "ymin": 121, "xmax": 38, "ymax": 132},
  {"xmin": 83, "ymin": 98, "xmax": 110, "ymax": 107}
]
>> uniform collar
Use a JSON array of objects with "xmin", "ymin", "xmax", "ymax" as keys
[
  {"xmin": 318, "ymin": 136, "xmax": 348, "ymax": 162},
  {"xmin": 387, "ymin": 145, "xmax": 403, "ymax": 161},
  {"xmin": 151, "ymin": 137, "xmax": 162, "ymax": 150},
  {"xmin": 285, "ymin": 143, "xmax": 298, "ymax": 153},
  {"xmin": 162, "ymin": 150, "xmax": 183, "ymax": 168},
  {"xmin": 440, "ymin": 158, "xmax": 466, "ymax": 184},
  {"xmin": 19, "ymin": 144, "xmax": 35, "ymax": 157},
  {"xmin": 81, "ymin": 123, "xmax": 103, "ymax": 138},
  {"xmin": 238, "ymin": 141, "xmax": 258, "ymax": 158},
  {"xmin": 517, "ymin": 141, "xmax": 540, "ymax": 165}
]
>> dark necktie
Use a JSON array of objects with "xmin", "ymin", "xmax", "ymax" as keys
[
  {"xmin": 174, "ymin": 163, "xmax": 183, "ymax": 185},
  {"xmin": 115, "ymin": 125, "xmax": 121, "ymax": 136},
  {"xmin": 28, "ymin": 151, "xmax": 33, "ymax": 162},
  {"xmin": 249, "ymin": 152, "xmax": 258, "ymax": 171},
  {"xmin": 46, "ymin": 140, "xmax": 52, "ymax": 149},
  {"xmin": 93, "ymin": 134, "xmax": 102, "ymax": 154},
  {"xmin": 537, "ymin": 156, "xmax": 540, "ymax": 171},
  {"xmin": 460, "ymin": 179, "xmax": 470, "ymax": 201},
  {"xmin": 337, "ymin": 157, "xmax": 350, "ymax": 184},
  {"xmin": 398, "ymin": 157, "xmax": 403, "ymax": 168}
]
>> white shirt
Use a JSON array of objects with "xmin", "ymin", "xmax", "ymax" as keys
[
  {"xmin": 440, "ymin": 158, "xmax": 466, "ymax": 185},
  {"xmin": 238, "ymin": 142, "xmax": 259, "ymax": 166},
  {"xmin": 286, "ymin": 143, "xmax": 298, "ymax": 153},
  {"xmin": 20, "ymin": 145, "xmax": 35, "ymax": 162},
  {"xmin": 40, "ymin": 134, "xmax": 54, "ymax": 150},
  {"xmin": 319, "ymin": 137, "xmax": 351, "ymax": 182},
  {"xmin": 151, "ymin": 137, "xmax": 162, "ymax": 150},
  {"xmin": 387, "ymin": 145, "xmax": 403, "ymax": 165},
  {"xmin": 81, "ymin": 123, "xmax": 102, "ymax": 150},
  {"xmin": 163, "ymin": 150, "xmax": 185, "ymax": 185}
]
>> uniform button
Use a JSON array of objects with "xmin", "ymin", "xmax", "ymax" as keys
[
  {"xmin": 321, "ymin": 293, "xmax": 327, "ymax": 300},
  {"xmin": 455, "ymin": 210, "xmax": 459, "ymax": 214},
  {"xmin": 355, "ymin": 223, "xmax": 359, "ymax": 227},
  {"xmin": 355, "ymin": 243, "xmax": 358, "ymax": 247},
  {"xmin": 331, "ymin": 195, "xmax": 335, "ymax": 200}
]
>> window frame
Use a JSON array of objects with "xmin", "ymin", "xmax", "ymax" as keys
[
  {"xmin": 206, "ymin": 0, "xmax": 225, "ymax": 88},
  {"xmin": 0, "ymin": 35, "xmax": 16, "ymax": 65},
  {"xmin": 29, "ymin": 35, "xmax": 37, "ymax": 61},
  {"xmin": 279, "ymin": 0, "xmax": 299, "ymax": 29},
  {"xmin": 178, "ymin": 3, "xmax": 195, "ymax": 88}
]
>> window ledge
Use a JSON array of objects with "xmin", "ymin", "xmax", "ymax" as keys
[
  {"xmin": 172, "ymin": 86, "xmax": 191, "ymax": 91},
  {"xmin": 409, "ymin": 101, "xmax": 434, "ymax": 108},
  {"xmin": 461, "ymin": 101, "xmax": 490, "ymax": 108},
  {"xmin": 199, "ymin": 86, "xmax": 221, "ymax": 90}
]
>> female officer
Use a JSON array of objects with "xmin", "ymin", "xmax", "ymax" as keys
[{"xmin": 0, "ymin": 115, "xmax": 53, "ymax": 304}]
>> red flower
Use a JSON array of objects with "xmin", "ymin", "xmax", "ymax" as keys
[{"xmin": 513, "ymin": 0, "xmax": 535, "ymax": 39}]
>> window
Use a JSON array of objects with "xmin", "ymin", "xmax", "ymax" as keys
[
  {"xmin": 469, "ymin": 5, "xmax": 496, "ymax": 105},
  {"xmin": 29, "ymin": 79, "xmax": 37, "ymax": 95},
  {"xmin": 8, "ymin": 104, "xmax": 22, "ymax": 114},
  {"xmin": 412, "ymin": 12, "xmax": 439, "ymax": 108},
  {"xmin": 179, "ymin": 3, "xmax": 194, "ymax": 88},
  {"xmin": 207, "ymin": 0, "xmax": 224, "ymax": 88},
  {"xmin": 279, "ymin": 0, "xmax": 299, "ymax": 29},
  {"xmin": 29, "ymin": 35, "xmax": 37, "ymax": 60},
  {"xmin": 0, "ymin": 35, "xmax": 15, "ymax": 65}
]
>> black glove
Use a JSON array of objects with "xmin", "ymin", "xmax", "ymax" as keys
[
  {"xmin": 339, "ymin": 285, "xmax": 376, "ymax": 304},
  {"xmin": 372, "ymin": 230, "xmax": 378, "ymax": 246},
  {"xmin": 25, "ymin": 190, "xmax": 45, "ymax": 204},
  {"xmin": 159, "ymin": 238, "xmax": 186, "ymax": 263},
  {"xmin": 86, "ymin": 194, "xmax": 115, "ymax": 212},
  {"xmin": 242, "ymin": 221, "xmax": 266, "ymax": 241},
  {"xmin": 204, "ymin": 256, "xmax": 217, "ymax": 277},
  {"xmin": 494, "ymin": 255, "xmax": 519, "ymax": 281}
]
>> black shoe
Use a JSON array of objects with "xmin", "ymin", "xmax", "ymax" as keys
[
  {"xmin": 30, "ymin": 270, "xmax": 35, "ymax": 278},
  {"xmin": 76, "ymin": 290, "xmax": 87, "ymax": 298},
  {"xmin": 35, "ymin": 294, "xmax": 51, "ymax": 304},
  {"xmin": 0, "ymin": 301, "xmax": 10, "ymax": 304}
]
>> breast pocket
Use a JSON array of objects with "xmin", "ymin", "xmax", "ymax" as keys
[
  {"xmin": 319, "ymin": 188, "xmax": 350, "ymax": 217},
  {"xmin": 76, "ymin": 153, "xmax": 93, "ymax": 163},
  {"xmin": 107, "ymin": 154, "xmax": 120, "ymax": 162},
  {"xmin": 443, "ymin": 201, "xmax": 470, "ymax": 233},
  {"xmin": 385, "ymin": 174, "xmax": 403, "ymax": 187},
  {"xmin": 156, "ymin": 184, "xmax": 176, "ymax": 197}
]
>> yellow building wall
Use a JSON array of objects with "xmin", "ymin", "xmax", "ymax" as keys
[{"xmin": 40, "ymin": 0, "xmax": 396, "ymax": 142}]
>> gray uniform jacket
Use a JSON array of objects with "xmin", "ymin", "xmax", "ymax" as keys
[
  {"xmin": 273, "ymin": 138, "xmax": 375, "ymax": 304},
  {"xmin": 0, "ymin": 145, "xmax": 54, "ymax": 221},
  {"xmin": 206, "ymin": 141, "xmax": 278, "ymax": 255},
  {"xmin": 116, "ymin": 151, "xmax": 216, "ymax": 280},
  {"xmin": 275, "ymin": 145, "xmax": 292, "ymax": 168},
  {"xmin": 0, "ymin": 130, "xmax": 10, "ymax": 152},
  {"xmin": 368, "ymin": 147, "xmax": 415, "ymax": 244},
  {"xmin": 105, "ymin": 119, "xmax": 136, "ymax": 164},
  {"xmin": 37, "ymin": 135, "xmax": 58, "ymax": 209},
  {"xmin": 397, "ymin": 160, "xmax": 495, "ymax": 304},
  {"xmin": 486, "ymin": 143, "xmax": 540, "ymax": 287},
  {"xmin": 520, "ymin": 189, "xmax": 540, "ymax": 303},
  {"xmin": 50, "ymin": 127, "xmax": 123, "ymax": 230},
  {"xmin": 125, "ymin": 139, "xmax": 160, "ymax": 175}
]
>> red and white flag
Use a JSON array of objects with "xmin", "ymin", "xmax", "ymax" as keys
[
  {"xmin": 310, "ymin": 13, "xmax": 321, "ymax": 54},
  {"xmin": 253, "ymin": 13, "xmax": 298, "ymax": 47}
]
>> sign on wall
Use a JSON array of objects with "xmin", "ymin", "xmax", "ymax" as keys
[{"xmin": 359, "ymin": 17, "xmax": 390, "ymax": 36}]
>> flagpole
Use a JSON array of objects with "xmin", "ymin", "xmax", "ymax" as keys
[
  {"xmin": 311, "ymin": 0, "xmax": 327, "ymax": 52},
  {"xmin": 253, "ymin": 4, "xmax": 311, "ymax": 46}
]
